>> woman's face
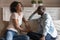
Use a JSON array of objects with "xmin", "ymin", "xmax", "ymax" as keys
[{"xmin": 16, "ymin": 3, "xmax": 22, "ymax": 12}]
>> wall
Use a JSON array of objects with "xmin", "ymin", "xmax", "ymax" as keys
[
  {"xmin": 1, "ymin": 0, "xmax": 60, "ymax": 7},
  {"xmin": 0, "ymin": 0, "xmax": 31, "ymax": 7},
  {"xmin": 43, "ymin": 0, "xmax": 60, "ymax": 7},
  {"xmin": 45, "ymin": 7, "xmax": 60, "ymax": 20},
  {"xmin": 0, "ymin": 0, "xmax": 60, "ymax": 35}
]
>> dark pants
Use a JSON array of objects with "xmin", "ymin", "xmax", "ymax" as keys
[
  {"xmin": 27, "ymin": 32, "xmax": 43, "ymax": 40},
  {"xmin": 45, "ymin": 33, "xmax": 56, "ymax": 40},
  {"xmin": 27, "ymin": 32, "xmax": 56, "ymax": 40}
]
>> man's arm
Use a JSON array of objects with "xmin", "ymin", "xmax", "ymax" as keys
[
  {"xmin": 40, "ymin": 36, "xmax": 45, "ymax": 40},
  {"xmin": 28, "ymin": 10, "xmax": 37, "ymax": 20},
  {"xmin": 43, "ymin": 15, "xmax": 51, "ymax": 36},
  {"xmin": 40, "ymin": 14, "xmax": 51, "ymax": 40}
]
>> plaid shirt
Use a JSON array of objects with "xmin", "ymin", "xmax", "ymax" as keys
[{"xmin": 37, "ymin": 13, "xmax": 57, "ymax": 38}]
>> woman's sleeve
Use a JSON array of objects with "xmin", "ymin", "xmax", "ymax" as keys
[{"xmin": 11, "ymin": 13, "xmax": 18, "ymax": 19}]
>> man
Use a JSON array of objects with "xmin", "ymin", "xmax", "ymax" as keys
[{"xmin": 27, "ymin": 6, "xmax": 57, "ymax": 40}]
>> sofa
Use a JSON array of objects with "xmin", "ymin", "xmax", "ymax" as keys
[
  {"xmin": 53, "ymin": 20, "xmax": 60, "ymax": 40},
  {"xmin": 0, "ymin": 20, "xmax": 60, "ymax": 40}
]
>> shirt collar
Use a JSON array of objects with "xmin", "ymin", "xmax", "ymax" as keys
[{"xmin": 41, "ymin": 13, "xmax": 46, "ymax": 18}]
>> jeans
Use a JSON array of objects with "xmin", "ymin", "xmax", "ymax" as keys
[
  {"xmin": 5, "ymin": 30, "xmax": 30, "ymax": 40},
  {"xmin": 45, "ymin": 33, "xmax": 56, "ymax": 40}
]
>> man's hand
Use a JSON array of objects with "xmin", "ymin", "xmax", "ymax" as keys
[{"xmin": 40, "ymin": 36, "xmax": 45, "ymax": 40}]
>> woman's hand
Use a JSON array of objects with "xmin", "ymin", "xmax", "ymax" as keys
[
  {"xmin": 22, "ymin": 17, "xmax": 32, "ymax": 32},
  {"xmin": 25, "ymin": 22, "xmax": 32, "ymax": 32},
  {"xmin": 20, "ymin": 27, "xmax": 31, "ymax": 32}
]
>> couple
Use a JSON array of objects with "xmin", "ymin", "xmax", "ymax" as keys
[{"xmin": 1, "ymin": 1, "xmax": 57, "ymax": 40}]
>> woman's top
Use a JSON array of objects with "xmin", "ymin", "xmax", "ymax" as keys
[{"xmin": 7, "ymin": 12, "xmax": 23, "ymax": 32}]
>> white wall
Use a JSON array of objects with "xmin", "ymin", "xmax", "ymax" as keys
[
  {"xmin": 23, "ymin": 7, "xmax": 60, "ymax": 20},
  {"xmin": 45, "ymin": 7, "xmax": 60, "ymax": 20},
  {"xmin": 2, "ymin": 7, "xmax": 60, "ymax": 21}
]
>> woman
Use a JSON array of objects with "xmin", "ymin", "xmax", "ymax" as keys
[{"xmin": 4, "ymin": 1, "xmax": 30, "ymax": 40}]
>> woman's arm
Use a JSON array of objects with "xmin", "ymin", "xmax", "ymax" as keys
[
  {"xmin": 22, "ymin": 17, "xmax": 32, "ymax": 32},
  {"xmin": 12, "ymin": 19, "xmax": 25, "ymax": 32}
]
